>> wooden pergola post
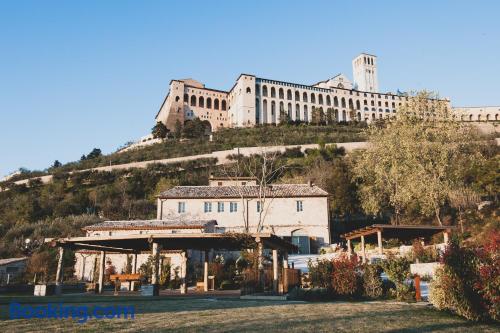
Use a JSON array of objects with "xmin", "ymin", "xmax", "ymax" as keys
[
  {"xmin": 203, "ymin": 250, "xmax": 209, "ymax": 292},
  {"xmin": 272, "ymin": 249, "xmax": 278, "ymax": 293},
  {"xmin": 180, "ymin": 251, "xmax": 188, "ymax": 294},
  {"xmin": 55, "ymin": 247, "xmax": 64, "ymax": 295},
  {"xmin": 361, "ymin": 235, "xmax": 366, "ymax": 264},
  {"xmin": 130, "ymin": 253, "xmax": 138, "ymax": 291},
  {"xmin": 377, "ymin": 230, "xmax": 383, "ymax": 255},
  {"xmin": 98, "ymin": 250, "xmax": 106, "ymax": 294},
  {"xmin": 151, "ymin": 242, "xmax": 160, "ymax": 296},
  {"xmin": 443, "ymin": 230, "xmax": 450, "ymax": 244},
  {"xmin": 347, "ymin": 239, "xmax": 352, "ymax": 255}
]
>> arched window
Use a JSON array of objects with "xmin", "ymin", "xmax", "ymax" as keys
[
  {"xmin": 207, "ymin": 98, "xmax": 212, "ymax": 109},
  {"xmin": 255, "ymin": 98, "xmax": 260, "ymax": 123},
  {"xmin": 357, "ymin": 112, "xmax": 361, "ymax": 121},
  {"xmin": 303, "ymin": 105, "xmax": 308, "ymax": 122},
  {"xmin": 342, "ymin": 110, "xmax": 346, "ymax": 121},
  {"xmin": 263, "ymin": 99, "xmax": 268, "ymax": 123},
  {"xmin": 279, "ymin": 101, "xmax": 284, "ymax": 119},
  {"xmin": 371, "ymin": 100, "xmax": 375, "ymax": 106},
  {"xmin": 392, "ymin": 102, "xmax": 395, "ymax": 108},
  {"xmin": 287, "ymin": 103, "xmax": 292, "ymax": 118},
  {"xmin": 379, "ymin": 113, "xmax": 383, "ymax": 119},
  {"xmin": 190, "ymin": 95, "xmax": 196, "ymax": 107},
  {"xmin": 318, "ymin": 94, "xmax": 323, "ymax": 105},
  {"xmin": 486, "ymin": 114, "xmax": 490, "ymax": 122},
  {"xmin": 334, "ymin": 96, "xmax": 339, "ymax": 107},
  {"xmin": 469, "ymin": 114, "xmax": 473, "ymax": 121},
  {"xmin": 263, "ymin": 85, "xmax": 268, "ymax": 97},
  {"xmin": 184, "ymin": 94, "xmax": 189, "ymax": 103},
  {"xmin": 495, "ymin": 114, "xmax": 499, "ymax": 121},
  {"xmin": 349, "ymin": 99, "xmax": 353, "ymax": 110},
  {"xmin": 385, "ymin": 101, "xmax": 389, "ymax": 107},
  {"xmin": 363, "ymin": 99, "xmax": 367, "ymax": 106},
  {"xmin": 271, "ymin": 87, "xmax": 276, "ymax": 98},
  {"xmin": 326, "ymin": 95, "xmax": 331, "ymax": 106},
  {"xmin": 303, "ymin": 92, "xmax": 308, "ymax": 102},
  {"xmin": 279, "ymin": 88, "xmax": 284, "ymax": 99},
  {"xmin": 295, "ymin": 103, "xmax": 300, "ymax": 121},
  {"xmin": 478, "ymin": 115, "xmax": 481, "ymax": 121},
  {"xmin": 287, "ymin": 89, "xmax": 292, "ymax": 100},
  {"xmin": 311, "ymin": 93, "xmax": 316, "ymax": 104},
  {"xmin": 341, "ymin": 98, "xmax": 346, "ymax": 108},
  {"xmin": 199, "ymin": 96, "xmax": 204, "ymax": 108},
  {"xmin": 372, "ymin": 113, "xmax": 376, "ymax": 120},
  {"xmin": 214, "ymin": 98, "xmax": 219, "ymax": 110},
  {"xmin": 246, "ymin": 87, "xmax": 251, "ymax": 93},
  {"xmin": 364, "ymin": 107, "xmax": 369, "ymax": 111},
  {"xmin": 221, "ymin": 100, "xmax": 227, "ymax": 111},
  {"xmin": 356, "ymin": 100, "xmax": 361, "ymax": 110},
  {"xmin": 271, "ymin": 101, "xmax": 276, "ymax": 123},
  {"xmin": 295, "ymin": 91, "xmax": 300, "ymax": 101}
]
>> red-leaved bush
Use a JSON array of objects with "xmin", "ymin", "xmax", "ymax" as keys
[
  {"xmin": 331, "ymin": 254, "xmax": 360, "ymax": 296},
  {"xmin": 430, "ymin": 230, "xmax": 499, "ymax": 322},
  {"xmin": 474, "ymin": 230, "xmax": 500, "ymax": 321}
]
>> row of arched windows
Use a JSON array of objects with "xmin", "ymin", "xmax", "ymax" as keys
[
  {"xmin": 183, "ymin": 94, "xmax": 227, "ymax": 111},
  {"xmin": 462, "ymin": 114, "xmax": 499, "ymax": 122},
  {"xmin": 258, "ymin": 85, "xmax": 401, "ymax": 112}
]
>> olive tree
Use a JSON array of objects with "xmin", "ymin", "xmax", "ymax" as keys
[{"xmin": 352, "ymin": 91, "xmax": 482, "ymax": 225}]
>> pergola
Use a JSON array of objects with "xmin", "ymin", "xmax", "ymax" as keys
[
  {"xmin": 341, "ymin": 224, "xmax": 455, "ymax": 263},
  {"xmin": 45, "ymin": 232, "xmax": 295, "ymax": 296}
]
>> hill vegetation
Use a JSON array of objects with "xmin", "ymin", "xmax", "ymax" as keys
[{"xmin": 5, "ymin": 123, "xmax": 367, "ymax": 182}]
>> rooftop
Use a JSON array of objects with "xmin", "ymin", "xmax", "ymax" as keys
[
  {"xmin": 84, "ymin": 219, "xmax": 217, "ymax": 231},
  {"xmin": 159, "ymin": 184, "xmax": 329, "ymax": 199}
]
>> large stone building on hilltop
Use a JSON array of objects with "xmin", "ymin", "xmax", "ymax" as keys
[
  {"xmin": 154, "ymin": 53, "xmax": 499, "ymax": 133},
  {"xmin": 155, "ymin": 53, "xmax": 448, "ymax": 132}
]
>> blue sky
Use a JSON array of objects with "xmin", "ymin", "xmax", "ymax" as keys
[{"xmin": 1, "ymin": 0, "xmax": 499, "ymax": 177}]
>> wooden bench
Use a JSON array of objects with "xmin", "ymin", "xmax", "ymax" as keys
[{"xmin": 110, "ymin": 274, "xmax": 142, "ymax": 294}]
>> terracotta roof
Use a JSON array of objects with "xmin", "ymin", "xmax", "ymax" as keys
[
  {"xmin": 159, "ymin": 184, "xmax": 328, "ymax": 199},
  {"xmin": 84, "ymin": 219, "xmax": 217, "ymax": 231}
]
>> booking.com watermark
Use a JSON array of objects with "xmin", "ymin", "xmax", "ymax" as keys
[{"xmin": 9, "ymin": 302, "xmax": 135, "ymax": 323}]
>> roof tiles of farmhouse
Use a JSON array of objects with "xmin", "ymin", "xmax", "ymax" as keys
[
  {"xmin": 158, "ymin": 184, "xmax": 329, "ymax": 199},
  {"xmin": 84, "ymin": 219, "xmax": 216, "ymax": 231}
]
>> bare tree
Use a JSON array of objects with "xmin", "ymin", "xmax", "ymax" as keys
[{"xmin": 221, "ymin": 147, "xmax": 287, "ymax": 233}]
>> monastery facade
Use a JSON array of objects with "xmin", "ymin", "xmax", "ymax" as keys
[{"xmin": 154, "ymin": 53, "xmax": 498, "ymax": 132}]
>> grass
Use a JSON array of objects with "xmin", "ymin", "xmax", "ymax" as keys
[{"xmin": 0, "ymin": 296, "xmax": 498, "ymax": 332}]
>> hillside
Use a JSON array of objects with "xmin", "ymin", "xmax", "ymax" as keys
[{"xmin": 4, "ymin": 124, "xmax": 366, "ymax": 183}]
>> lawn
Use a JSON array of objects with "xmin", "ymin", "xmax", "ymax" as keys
[{"xmin": 0, "ymin": 296, "xmax": 498, "ymax": 333}]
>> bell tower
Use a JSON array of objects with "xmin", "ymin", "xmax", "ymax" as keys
[{"xmin": 352, "ymin": 53, "xmax": 378, "ymax": 92}]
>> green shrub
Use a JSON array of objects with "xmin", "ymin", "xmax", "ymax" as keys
[
  {"xmin": 381, "ymin": 256, "xmax": 414, "ymax": 302},
  {"xmin": 219, "ymin": 280, "xmax": 237, "ymax": 290},
  {"xmin": 308, "ymin": 259, "xmax": 334, "ymax": 289},
  {"xmin": 362, "ymin": 264, "xmax": 383, "ymax": 299}
]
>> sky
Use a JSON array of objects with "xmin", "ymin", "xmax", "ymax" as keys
[{"xmin": 0, "ymin": 0, "xmax": 499, "ymax": 177}]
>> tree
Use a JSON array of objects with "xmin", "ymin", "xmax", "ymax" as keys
[
  {"xmin": 221, "ymin": 148, "xmax": 286, "ymax": 232},
  {"xmin": 86, "ymin": 148, "xmax": 102, "ymax": 160},
  {"xmin": 52, "ymin": 160, "xmax": 62, "ymax": 168},
  {"xmin": 352, "ymin": 91, "xmax": 482, "ymax": 225},
  {"xmin": 151, "ymin": 121, "xmax": 168, "ymax": 139},
  {"xmin": 174, "ymin": 119, "xmax": 183, "ymax": 139},
  {"xmin": 183, "ymin": 119, "xmax": 206, "ymax": 138}
]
